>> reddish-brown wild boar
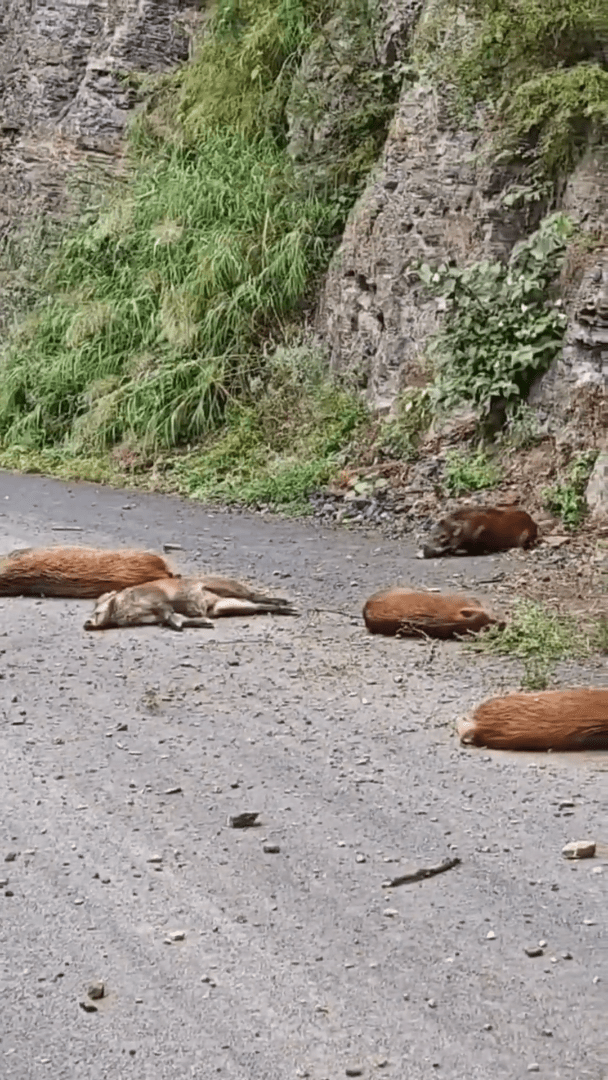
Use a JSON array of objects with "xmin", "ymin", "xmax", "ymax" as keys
[
  {"xmin": 362, "ymin": 587, "xmax": 501, "ymax": 639},
  {"xmin": 459, "ymin": 689, "xmax": 608, "ymax": 751},
  {"xmin": 423, "ymin": 507, "xmax": 538, "ymax": 558},
  {"xmin": 0, "ymin": 546, "xmax": 176, "ymax": 599}
]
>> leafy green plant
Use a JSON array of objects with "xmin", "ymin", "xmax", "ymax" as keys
[
  {"xmin": 443, "ymin": 449, "xmax": 502, "ymax": 496},
  {"xmin": 472, "ymin": 598, "xmax": 592, "ymax": 689},
  {"xmin": 376, "ymin": 389, "xmax": 432, "ymax": 460},
  {"xmin": 542, "ymin": 450, "xmax": 598, "ymax": 530},
  {"xmin": 418, "ymin": 213, "xmax": 572, "ymax": 422}
]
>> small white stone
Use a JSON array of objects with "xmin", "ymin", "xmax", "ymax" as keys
[
  {"xmin": 562, "ymin": 840, "xmax": 596, "ymax": 860},
  {"xmin": 165, "ymin": 930, "xmax": 185, "ymax": 942}
]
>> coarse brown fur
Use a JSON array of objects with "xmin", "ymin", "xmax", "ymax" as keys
[
  {"xmin": 0, "ymin": 546, "xmax": 177, "ymax": 599},
  {"xmin": 362, "ymin": 588, "xmax": 501, "ymax": 639},
  {"xmin": 423, "ymin": 507, "xmax": 538, "ymax": 558},
  {"xmin": 459, "ymin": 689, "xmax": 608, "ymax": 751},
  {"xmin": 84, "ymin": 576, "xmax": 299, "ymax": 631}
]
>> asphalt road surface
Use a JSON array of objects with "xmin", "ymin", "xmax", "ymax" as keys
[{"xmin": 1, "ymin": 471, "xmax": 606, "ymax": 1080}]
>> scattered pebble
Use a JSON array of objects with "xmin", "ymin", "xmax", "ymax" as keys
[
  {"xmin": 229, "ymin": 813, "xmax": 260, "ymax": 829},
  {"xmin": 87, "ymin": 980, "xmax": 105, "ymax": 1001},
  {"xmin": 79, "ymin": 1000, "xmax": 98, "ymax": 1013},
  {"xmin": 345, "ymin": 1067, "xmax": 364, "ymax": 1077},
  {"xmin": 263, "ymin": 844, "xmax": 280, "ymax": 854},
  {"xmin": 562, "ymin": 840, "xmax": 596, "ymax": 860},
  {"xmin": 525, "ymin": 946, "xmax": 544, "ymax": 958},
  {"xmin": 165, "ymin": 930, "xmax": 186, "ymax": 943},
  {"xmin": 164, "ymin": 786, "xmax": 183, "ymax": 795},
  {"xmin": 527, "ymin": 1065, "xmax": 540, "ymax": 1073},
  {"xmin": 486, "ymin": 931, "xmax": 496, "ymax": 940}
]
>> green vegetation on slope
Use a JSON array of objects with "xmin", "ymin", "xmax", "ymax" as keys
[
  {"xmin": 418, "ymin": 213, "xmax": 572, "ymax": 425},
  {"xmin": 414, "ymin": 0, "xmax": 608, "ymax": 179},
  {"xmin": 0, "ymin": 134, "xmax": 342, "ymax": 450},
  {"xmin": 0, "ymin": 0, "xmax": 605, "ymax": 513},
  {"xmin": 0, "ymin": 0, "xmax": 399, "ymax": 506},
  {"xmin": 542, "ymin": 450, "xmax": 599, "ymax": 530}
]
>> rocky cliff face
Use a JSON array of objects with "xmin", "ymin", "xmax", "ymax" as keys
[
  {"xmin": 0, "ymin": 0, "xmax": 198, "ymax": 234},
  {"xmin": 316, "ymin": 78, "xmax": 548, "ymax": 412},
  {"xmin": 318, "ymin": 79, "xmax": 608, "ymax": 426},
  {"xmin": 530, "ymin": 147, "xmax": 608, "ymax": 441}
]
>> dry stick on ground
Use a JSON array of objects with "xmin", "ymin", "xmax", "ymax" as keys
[{"xmin": 382, "ymin": 857, "xmax": 461, "ymax": 889}]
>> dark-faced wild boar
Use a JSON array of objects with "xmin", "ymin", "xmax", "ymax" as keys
[
  {"xmin": 84, "ymin": 576, "xmax": 298, "ymax": 631},
  {"xmin": 362, "ymin": 587, "xmax": 501, "ymax": 639},
  {"xmin": 423, "ymin": 507, "xmax": 538, "ymax": 558},
  {"xmin": 459, "ymin": 689, "xmax": 608, "ymax": 751},
  {"xmin": 0, "ymin": 546, "xmax": 176, "ymax": 599}
]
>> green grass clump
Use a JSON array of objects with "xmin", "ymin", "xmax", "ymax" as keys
[
  {"xmin": 0, "ymin": 342, "xmax": 369, "ymax": 514},
  {"xmin": 472, "ymin": 598, "xmax": 597, "ymax": 689},
  {"xmin": 443, "ymin": 449, "xmax": 502, "ymax": 496},
  {"xmin": 174, "ymin": 0, "xmax": 331, "ymax": 142},
  {"xmin": 166, "ymin": 344, "xmax": 367, "ymax": 513},
  {"xmin": 0, "ymin": 135, "xmax": 341, "ymax": 452},
  {"xmin": 542, "ymin": 450, "xmax": 598, "ymax": 530},
  {"xmin": 0, "ymin": 0, "xmax": 398, "ymax": 473}
]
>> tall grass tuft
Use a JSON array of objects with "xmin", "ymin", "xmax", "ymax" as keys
[
  {"xmin": 0, "ymin": 0, "xmax": 394, "ymax": 464},
  {"xmin": 0, "ymin": 135, "xmax": 341, "ymax": 450}
]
